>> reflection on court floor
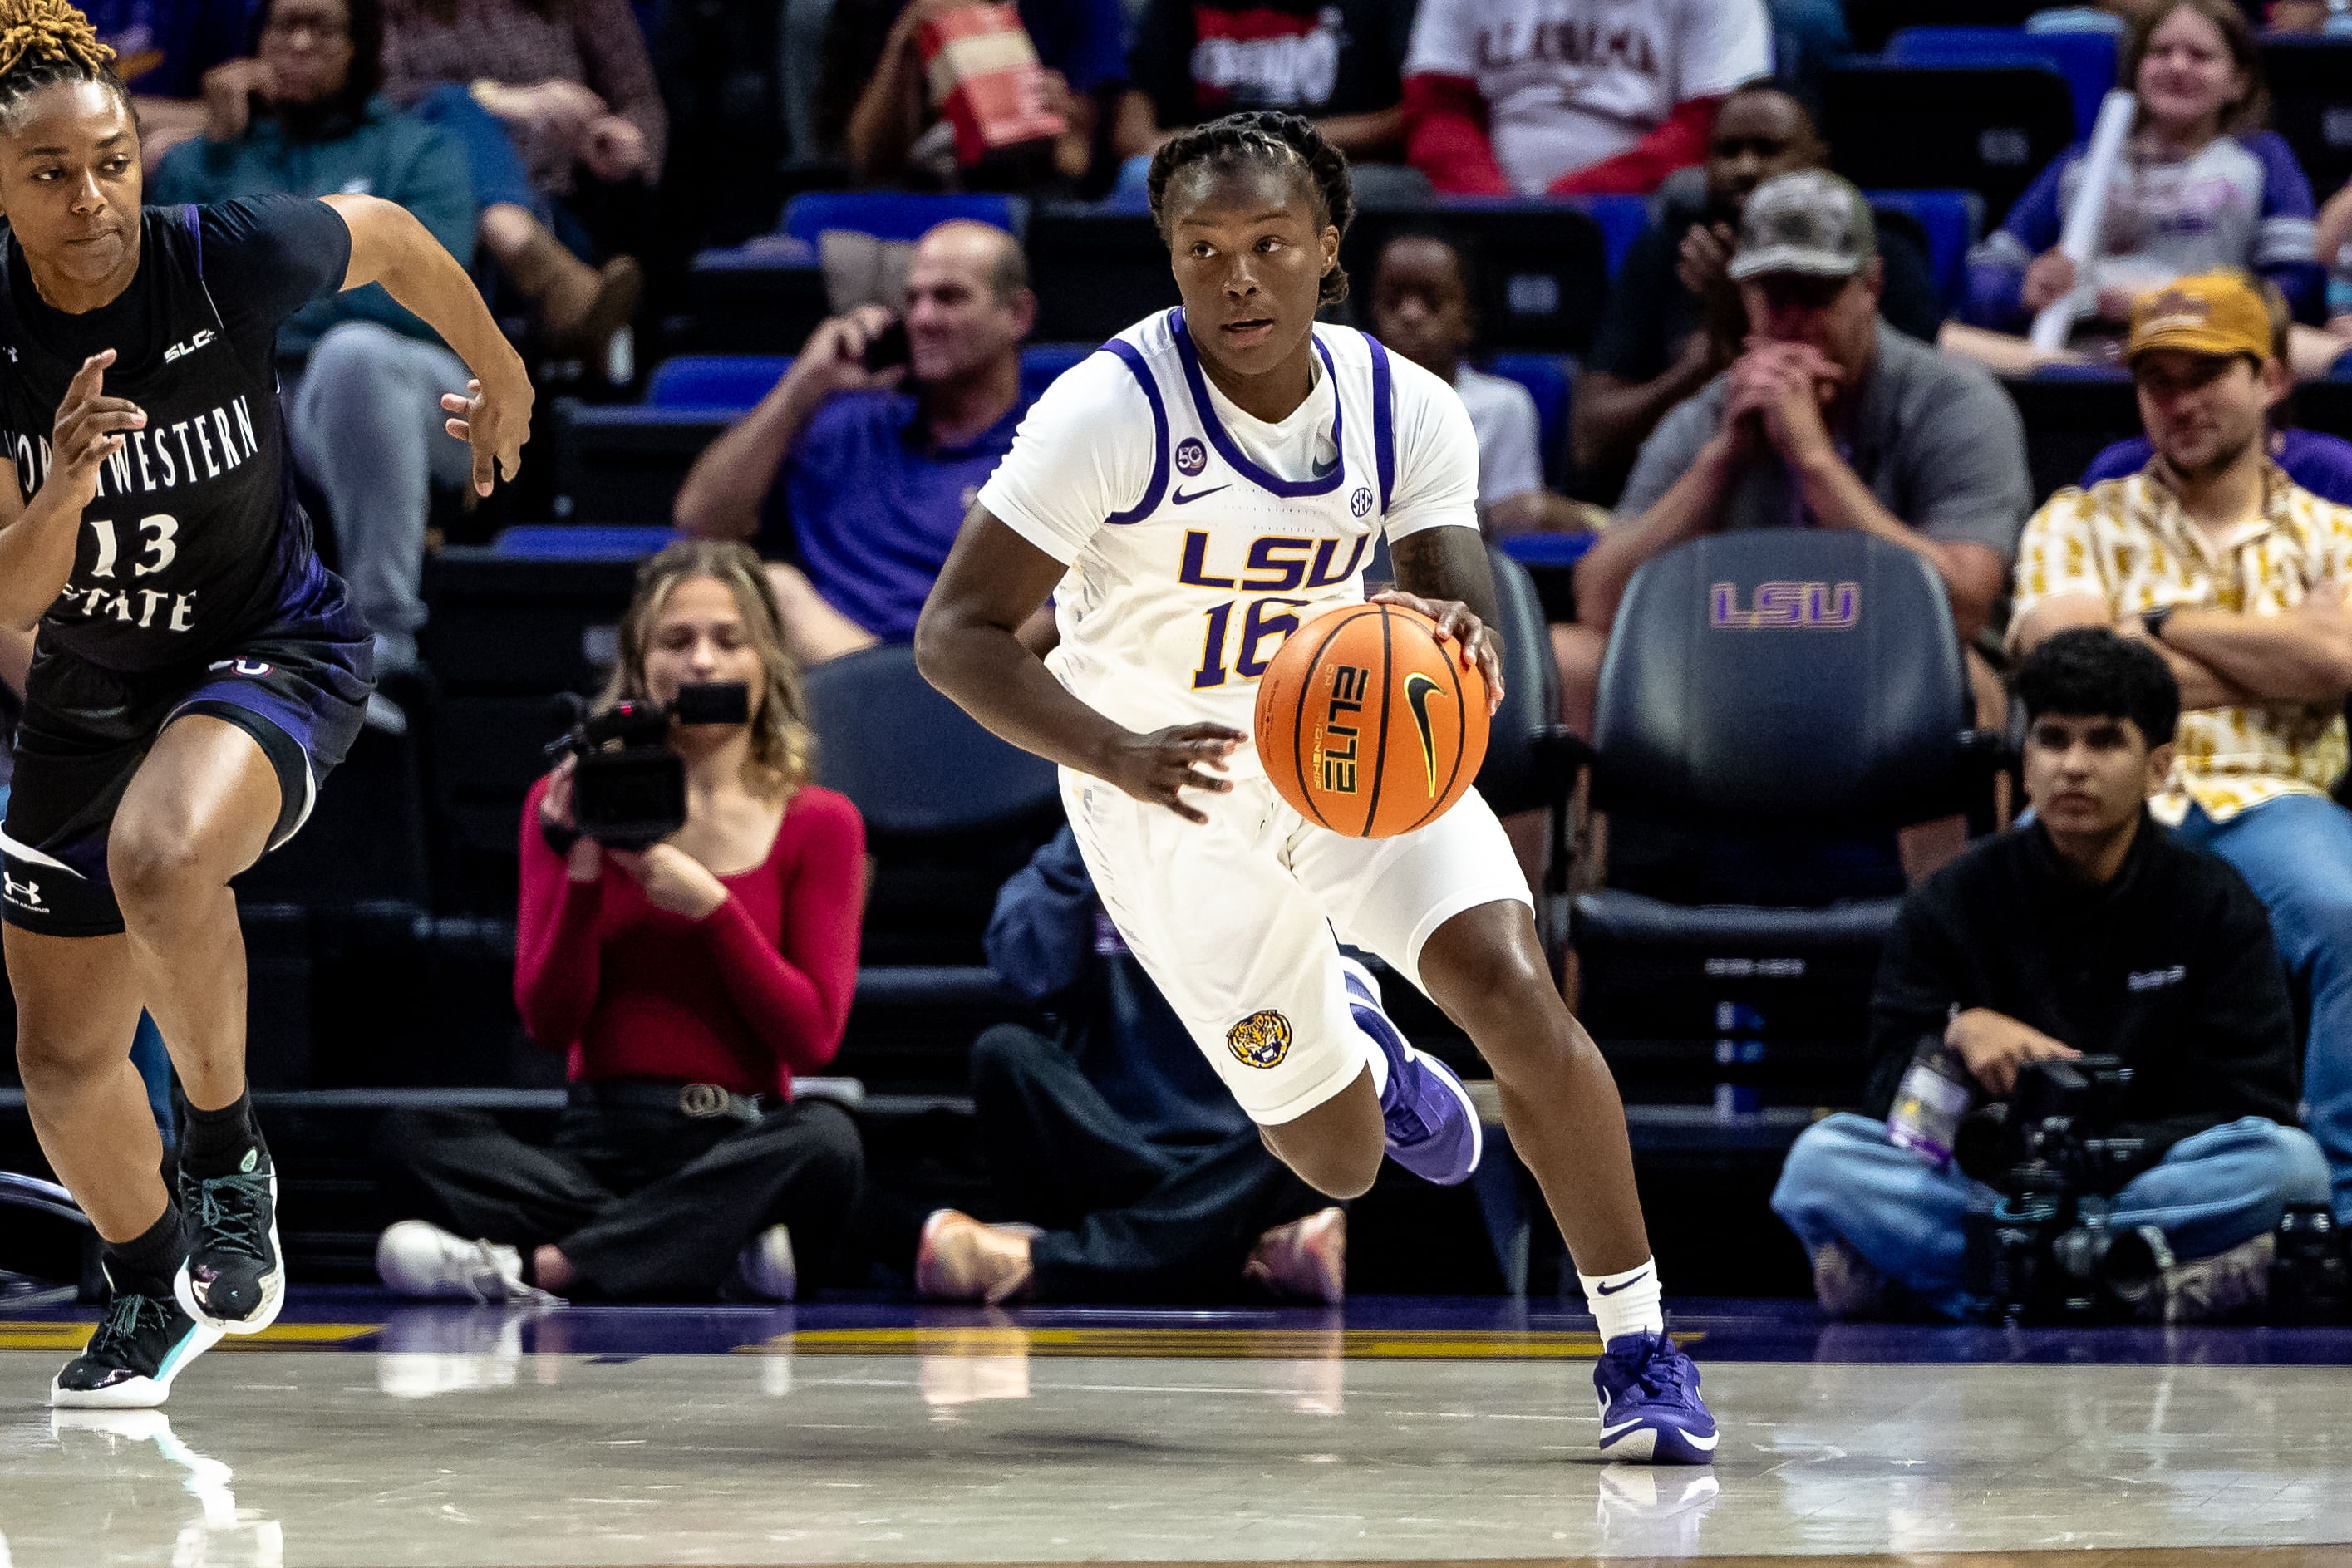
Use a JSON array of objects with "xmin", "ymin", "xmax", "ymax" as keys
[{"xmin": 3, "ymin": 1292, "xmax": 2350, "ymax": 1566}]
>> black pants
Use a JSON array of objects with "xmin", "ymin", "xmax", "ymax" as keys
[
  {"xmin": 374, "ymin": 1089, "xmax": 862, "ymax": 1300},
  {"xmin": 970, "ymin": 1025, "xmax": 1326, "ymax": 1303}
]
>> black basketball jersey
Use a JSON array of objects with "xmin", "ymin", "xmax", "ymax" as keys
[{"xmin": 0, "ymin": 197, "xmax": 351, "ymax": 673}]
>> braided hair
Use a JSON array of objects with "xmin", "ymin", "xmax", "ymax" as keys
[
  {"xmin": 0, "ymin": 0, "xmax": 123, "ymax": 129},
  {"xmin": 1146, "ymin": 111, "xmax": 1355, "ymax": 306}
]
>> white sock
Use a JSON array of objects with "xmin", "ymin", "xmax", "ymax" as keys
[{"xmin": 1580, "ymin": 1259, "xmax": 1664, "ymax": 1344}]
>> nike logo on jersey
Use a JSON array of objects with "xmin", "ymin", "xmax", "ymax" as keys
[
  {"xmin": 1403, "ymin": 673, "xmax": 1442, "ymax": 793},
  {"xmin": 164, "ymin": 329, "xmax": 215, "ymax": 362},
  {"xmin": 1171, "ymin": 484, "xmax": 1230, "ymax": 506},
  {"xmin": 1594, "ymin": 1267, "xmax": 1651, "ymax": 1296}
]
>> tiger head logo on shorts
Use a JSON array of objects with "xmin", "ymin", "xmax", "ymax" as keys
[{"xmin": 1226, "ymin": 1010, "xmax": 1292, "ymax": 1069}]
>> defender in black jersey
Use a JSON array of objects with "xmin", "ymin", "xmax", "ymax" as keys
[{"xmin": 0, "ymin": 2, "xmax": 531, "ymax": 1409}]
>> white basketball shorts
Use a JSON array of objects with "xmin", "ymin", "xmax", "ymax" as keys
[{"xmin": 1059, "ymin": 767, "xmax": 1533, "ymax": 1125}]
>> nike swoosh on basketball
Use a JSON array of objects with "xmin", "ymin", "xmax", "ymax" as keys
[
  {"xmin": 1403, "ymin": 673, "xmax": 1443, "ymax": 793},
  {"xmin": 1171, "ymin": 484, "xmax": 1229, "ymax": 505},
  {"xmin": 1594, "ymin": 1269, "xmax": 1651, "ymax": 1295}
]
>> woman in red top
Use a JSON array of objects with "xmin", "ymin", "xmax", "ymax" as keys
[{"xmin": 372, "ymin": 540, "xmax": 867, "ymax": 1303}]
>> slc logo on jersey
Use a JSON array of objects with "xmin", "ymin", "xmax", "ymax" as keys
[{"xmin": 164, "ymin": 329, "xmax": 215, "ymax": 362}]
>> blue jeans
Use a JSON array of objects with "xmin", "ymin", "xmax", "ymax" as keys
[
  {"xmin": 2173, "ymin": 795, "xmax": 2352, "ymax": 1223},
  {"xmin": 1772, "ymin": 1112, "xmax": 2332, "ymax": 1320}
]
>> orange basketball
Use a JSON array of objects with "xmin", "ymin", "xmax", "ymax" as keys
[{"xmin": 1254, "ymin": 602, "xmax": 1489, "ymax": 838}]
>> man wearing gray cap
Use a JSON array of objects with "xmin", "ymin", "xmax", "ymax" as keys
[{"xmin": 1567, "ymin": 171, "xmax": 2030, "ymax": 823}]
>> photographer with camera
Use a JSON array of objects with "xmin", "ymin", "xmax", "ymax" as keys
[
  {"xmin": 673, "ymin": 220, "xmax": 1036, "ymax": 667},
  {"xmin": 1774, "ymin": 629, "xmax": 2331, "ymax": 1324},
  {"xmin": 372, "ymin": 542, "xmax": 866, "ymax": 1303}
]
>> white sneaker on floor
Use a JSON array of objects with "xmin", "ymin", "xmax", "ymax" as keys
[
  {"xmin": 735, "ymin": 1225, "xmax": 797, "ymax": 1302},
  {"xmin": 375, "ymin": 1221, "xmax": 555, "ymax": 1303}
]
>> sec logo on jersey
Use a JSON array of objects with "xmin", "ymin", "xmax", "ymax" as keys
[
  {"xmin": 1176, "ymin": 438, "xmax": 1208, "ymax": 476},
  {"xmin": 1226, "ymin": 1010, "xmax": 1293, "ymax": 1069},
  {"xmin": 1350, "ymin": 486, "xmax": 1373, "ymax": 518}
]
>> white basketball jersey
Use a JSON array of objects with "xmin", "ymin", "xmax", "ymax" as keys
[{"xmin": 981, "ymin": 307, "xmax": 1475, "ymax": 779}]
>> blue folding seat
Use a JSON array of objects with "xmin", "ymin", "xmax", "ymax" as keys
[
  {"xmin": 781, "ymin": 192, "xmax": 1026, "ymax": 245},
  {"xmin": 647, "ymin": 355, "xmax": 794, "ymax": 410},
  {"xmin": 1884, "ymin": 25, "xmax": 2117, "ymax": 140}
]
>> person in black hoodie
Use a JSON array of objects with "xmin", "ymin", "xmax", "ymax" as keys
[{"xmin": 1773, "ymin": 627, "xmax": 2331, "ymax": 1322}]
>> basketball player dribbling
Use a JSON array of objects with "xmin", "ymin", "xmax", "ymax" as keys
[
  {"xmin": 0, "ymin": 1, "xmax": 530, "ymax": 1407},
  {"xmin": 917, "ymin": 111, "xmax": 1716, "ymax": 1462}
]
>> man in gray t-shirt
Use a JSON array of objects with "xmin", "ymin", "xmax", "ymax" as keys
[{"xmin": 1557, "ymin": 170, "xmax": 2030, "ymax": 735}]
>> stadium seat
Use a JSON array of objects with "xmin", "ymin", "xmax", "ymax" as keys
[
  {"xmin": 2261, "ymin": 37, "xmax": 2352, "ymax": 199},
  {"xmin": 1021, "ymin": 342, "xmax": 1092, "ymax": 402},
  {"xmin": 549, "ymin": 401, "xmax": 729, "ymax": 523},
  {"xmin": 1026, "ymin": 209, "xmax": 1180, "ymax": 343},
  {"xmin": 1566, "ymin": 194, "xmax": 1650, "ymax": 278},
  {"xmin": 1566, "ymin": 531, "xmax": 2000, "ymax": 1099},
  {"xmin": 648, "ymin": 355, "xmax": 793, "ymax": 409},
  {"xmin": 781, "ymin": 192, "xmax": 1027, "ymax": 245},
  {"xmin": 1486, "ymin": 353, "xmax": 1573, "ymax": 484},
  {"xmin": 418, "ymin": 548, "xmax": 642, "ymax": 897},
  {"xmin": 1349, "ymin": 203, "xmax": 1611, "ymax": 354},
  {"xmin": 1884, "ymin": 25, "xmax": 2118, "ymax": 140},
  {"xmin": 1473, "ymin": 546, "xmax": 1581, "ymax": 961},
  {"xmin": 1843, "ymin": 0, "xmax": 2043, "ymax": 54},
  {"xmin": 1862, "ymin": 189, "xmax": 1980, "ymax": 317},
  {"xmin": 801, "ymin": 645, "xmax": 1064, "ymax": 966},
  {"xmin": 679, "ymin": 248, "xmax": 828, "ymax": 354},
  {"xmin": 2000, "ymin": 370, "xmax": 2137, "ymax": 503},
  {"xmin": 1822, "ymin": 62, "xmax": 2077, "ymax": 229}
]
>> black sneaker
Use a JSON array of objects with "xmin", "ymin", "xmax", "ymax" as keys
[
  {"xmin": 174, "ymin": 1143, "xmax": 285, "ymax": 1334},
  {"xmin": 51, "ymin": 1285, "xmax": 224, "ymax": 1408}
]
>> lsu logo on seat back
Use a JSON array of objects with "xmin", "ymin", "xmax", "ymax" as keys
[{"xmin": 1709, "ymin": 581, "xmax": 1859, "ymax": 630}]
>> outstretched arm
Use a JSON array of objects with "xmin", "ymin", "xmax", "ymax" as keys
[{"xmin": 321, "ymin": 194, "xmax": 532, "ymax": 495}]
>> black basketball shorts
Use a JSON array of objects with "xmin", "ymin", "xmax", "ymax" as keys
[{"xmin": 1, "ymin": 586, "xmax": 373, "ymax": 938}]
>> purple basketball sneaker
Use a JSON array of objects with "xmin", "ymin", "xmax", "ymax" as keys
[
  {"xmin": 1594, "ymin": 1330, "xmax": 1718, "ymax": 1464},
  {"xmin": 1337, "ymin": 956, "xmax": 1481, "ymax": 1185}
]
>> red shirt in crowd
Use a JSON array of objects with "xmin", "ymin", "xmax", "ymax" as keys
[{"xmin": 514, "ymin": 777, "xmax": 867, "ymax": 1099}]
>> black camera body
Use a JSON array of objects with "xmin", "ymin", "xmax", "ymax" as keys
[
  {"xmin": 1955, "ymin": 1056, "xmax": 2150, "ymax": 1324},
  {"xmin": 548, "ymin": 683, "xmax": 750, "ymax": 850}
]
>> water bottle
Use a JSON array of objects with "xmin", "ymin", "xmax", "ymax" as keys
[{"xmin": 1887, "ymin": 1037, "xmax": 1975, "ymax": 1167}]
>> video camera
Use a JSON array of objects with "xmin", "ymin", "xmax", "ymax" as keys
[
  {"xmin": 1953, "ymin": 1055, "xmax": 2153, "ymax": 1324},
  {"xmin": 546, "ymin": 683, "xmax": 750, "ymax": 850}
]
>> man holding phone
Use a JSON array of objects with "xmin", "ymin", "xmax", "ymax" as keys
[{"xmin": 676, "ymin": 220, "xmax": 1037, "ymax": 665}]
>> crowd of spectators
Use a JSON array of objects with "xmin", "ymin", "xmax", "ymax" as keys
[{"xmin": 36, "ymin": 0, "xmax": 2352, "ymax": 1324}]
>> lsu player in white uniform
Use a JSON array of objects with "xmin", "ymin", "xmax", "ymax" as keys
[{"xmin": 917, "ymin": 112, "xmax": 1716, "ymax": 1462}]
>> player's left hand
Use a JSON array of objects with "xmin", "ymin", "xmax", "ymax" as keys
[
  {"xmin": 1370, "ymin": 589, "xmax": 1505, "ymax": 716},
  {"xmin": 442, "ymin": 371, "xmax": 534, "ymax": 497},
  {"xmin": 605, "ymin": 843, "xmax": 730, "ymax": 920}
]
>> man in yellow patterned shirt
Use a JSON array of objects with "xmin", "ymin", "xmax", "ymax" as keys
[{"xmin": 2012, "ymin": 271, "xmax": 2352, "ymax": 1225}]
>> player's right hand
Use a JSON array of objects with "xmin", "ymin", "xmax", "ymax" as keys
[
  {"xmin": 1102, "ymin": 722, "xmax": 1245, "ymax": 825},
  {"xmin": 48, "ymin": 351, "xmax": 143, "ymax": 511}
]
